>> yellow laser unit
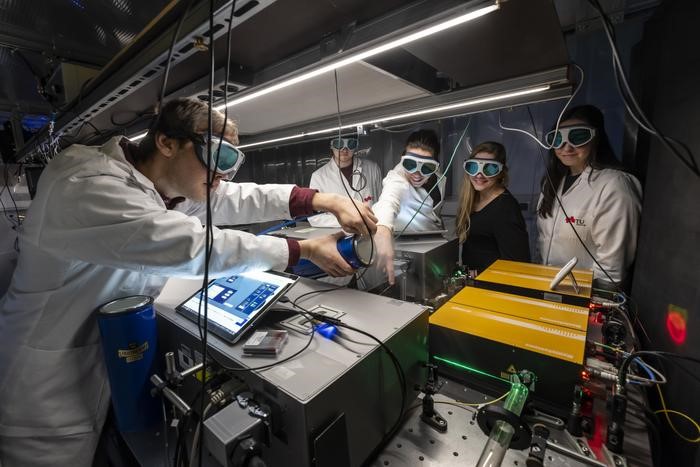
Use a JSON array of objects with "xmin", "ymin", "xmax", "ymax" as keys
[
  {"xmin": 429, "ymin": 260, "xmax": 593, "ymax": 412},
  {"xmin": 474, "ymin": 260, "xmax": 593, "ymax": 307}
]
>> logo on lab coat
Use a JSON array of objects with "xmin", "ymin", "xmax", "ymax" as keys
[
  {"xmin": 118, "ymin": 341, "xmax": 149, "ymax": 363},
  {"xmin": 565, "ymin": 216, "xmax": 586, "ymax": 227}
]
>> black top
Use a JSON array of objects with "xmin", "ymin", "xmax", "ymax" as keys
[
  {"xmin": 461, "ymin": 190, "xmax": 531, "ymax": 273},
  {"xmin": 562, "ymin": 172, "xmax": 581, "ymax": 193},
  {"xmin": 423, "ymin": 174, "xmax": 441, "ymax": 207},
  {"xmin": 340, "ymin": 164, "xmax": 353, "ymax": 184}
]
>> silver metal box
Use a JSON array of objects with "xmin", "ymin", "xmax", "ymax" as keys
[
  {"xmin": 394, "ymin": 236, "xmax": 459, "ymax": 301},
  {"xmin": 156, "ymin": 277, "xmax": 429, "ymax": 467}
]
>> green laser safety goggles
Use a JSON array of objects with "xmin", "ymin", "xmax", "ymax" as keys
[{"xmin": 191, "ymin": 135, "xmax": 245, "ymax": 176}]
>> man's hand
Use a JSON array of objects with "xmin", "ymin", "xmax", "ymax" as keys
[
  {"xmin": 374, "ymin": 225, "xmax": 395, "ymax": 285},
  {"xmin": 299, "ymin": 232, "xmax": 354, "ymax": 277},
  {"xmin": 311, "ymin": 193, "xmax": 377, "ymax": 237}
]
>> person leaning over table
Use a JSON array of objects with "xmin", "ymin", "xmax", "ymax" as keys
[{"xmin": 0, "ymin": 97, "xmax": 377, "ymax": 467}]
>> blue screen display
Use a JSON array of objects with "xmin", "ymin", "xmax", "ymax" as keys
[{"xmin": 179, "ymin": 270, "xmax": 295, "ymax": 339}]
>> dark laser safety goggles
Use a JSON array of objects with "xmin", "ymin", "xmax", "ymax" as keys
[
  {"xmin": 544, "ymin": 126, "xmax": 596, "ymax": 149},
  {"xmin": 191, "ymin": 135, "xmax": 245, "ymax": 176},
  {"xmin": 463, "ymin": 158, "xmax": 504, "ymax": 177},
  {"xmin": 401, "ymin": 152, "xmax": 439, "ymax": 176},
  {"xmin": 330, "ymin": 137, "xmax": 359, "ymax": 151}
]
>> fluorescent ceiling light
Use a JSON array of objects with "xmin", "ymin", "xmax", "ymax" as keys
[
  {"xmin": 237, "ymin": 85, "xmax": 550, "ymax": 149},
  {"xmin": 128, "ymin": 131, "xmax": 148, "ymax": 142},
  {"xmin": 214, "ymin": 2, "xmax": 499, "ymax": 111}
]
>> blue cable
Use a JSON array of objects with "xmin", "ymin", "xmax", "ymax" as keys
[
  {"xmin": 257, "ymin": 216, "xmax": 309, "ymax": 236},
  {"xmin": 627, "ymin": 357, "xmax": 657, "ymax": 385}
]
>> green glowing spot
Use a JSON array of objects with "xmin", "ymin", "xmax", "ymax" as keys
[{"xmin": 430, "ymin": 262, "xmax": 445, "ymax": 277}]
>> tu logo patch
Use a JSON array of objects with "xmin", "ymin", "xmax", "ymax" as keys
[{"xmin": 565, "ymin": 216, "xmax": 585, "ymax": 227}]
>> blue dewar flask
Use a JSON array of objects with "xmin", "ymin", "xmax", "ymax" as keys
[
  {"xmin": 293, "ymin": 234, "xmax": 373, "ymax": 277},
  {"xmin": 97, "ymin": 295, "xmax": 161, "ymax": 432}
]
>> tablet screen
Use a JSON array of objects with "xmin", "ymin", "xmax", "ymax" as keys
[{"xmin": 176, "ymin": 270, "xmax": 298, "ymax": 344}]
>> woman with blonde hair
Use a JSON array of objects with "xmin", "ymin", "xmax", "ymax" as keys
[{"xmin": 456, "ymin": 141, "xmax": 530, "ymax": 273}]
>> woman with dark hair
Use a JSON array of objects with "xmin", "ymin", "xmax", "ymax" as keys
[
  {"xmin": 536, "ymin": 105, "xmax": 642, "ymax": 287},
  {"xmin": 456, "ymin": 141, "xmax": 530, "ymax": 273}
]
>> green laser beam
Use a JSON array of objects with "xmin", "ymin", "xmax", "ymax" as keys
[{"xmin": 433, "ymin": 355, "xmax": 513, "ymax": 385}]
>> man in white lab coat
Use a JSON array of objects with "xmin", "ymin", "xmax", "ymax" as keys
[
  {"xmin": 308, "ymin": 136, "xmax": 383, "ymax": 227},
  {"xmin": 373, "ymin": 129, "xmax": 446, "ymax": 284},
  {"xmin": 0, "ymin": 98, "xmax": 376, "ymax": 467}
]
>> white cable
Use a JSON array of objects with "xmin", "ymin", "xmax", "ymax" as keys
[
  {"xmin": 498, "ymin": 64, "xmax": 585, "ymax": 150},
  {"xmin": 635, "ymin": 358, "xmax": 668, "ymax": 385},
  {"xmin": 597, "ymin": 3, "xmax": 656, "ymax": 133},
  {"xmin": 189, "ymin": 402, "xmax": 214, "ymax": 467},
  {"xmin": 590, "ymin": 0, "xmax": 699, "ymax": 175},
  {"xmin": 612, "ymin": 66, "xmax": 655, "ymax": 134}
]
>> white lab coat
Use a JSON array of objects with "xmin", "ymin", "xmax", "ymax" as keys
[
  {"xmin": 372, "ymin": 162, "xmax": 446, "ymax": 233},
  {"xmin": 0, "ymin": 137, "xmax": 297, "ymax": 466},
  {"xmin": 535, "ymin": 166, "xmax": 642, "ymax": 284},
  {"xmin": 307, "ymin": 157, "xmax": 383, "ymax": 227}
]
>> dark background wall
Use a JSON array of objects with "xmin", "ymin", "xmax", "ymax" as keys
[{"xmin": 631, "ymin": 1, "xmax": 700, "ymax": 466}]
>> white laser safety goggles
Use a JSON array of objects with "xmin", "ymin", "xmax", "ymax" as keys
[
  {"xmin": 191, "ymin": 134, "xmax": 245, "ymax": 176},
  {"xmin": 463, "ymin": 158, "xmax": 504, "ymax": 178},
  {"xmin": 400, "ymin": 152, "xmax": 439, "ymax": 176},
  {"xmin": 330, "ymin": 137, "xmax": 359, "ymax": 151},
  {"xmin": 545, "ymin": 125, "xmax": 597, "ymax": 149}
]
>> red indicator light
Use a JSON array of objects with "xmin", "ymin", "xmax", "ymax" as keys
[
  {"xmin": 666, "ymin": 311, "xmax": 687, "ymax": 345},
  {"xmin": 581, "ymin": 370, "xmax": 590, "ymax": 381}
]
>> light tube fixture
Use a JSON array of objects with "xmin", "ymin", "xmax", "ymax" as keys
[
  {"xmin": 213, "ymin": 2, "xmax": 499, "ymax": 111},
  {"xmin": 237, "ymin": 85, "xmax": 550, "ymax": 149},
  {"xmin": 128, "ymin": 2, "xmax": 499, "ymax": 143}
]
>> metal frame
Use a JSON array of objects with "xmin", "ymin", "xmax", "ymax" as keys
[
  {"xmin": 15, "ymin": 0, "xmax": 571, "ymax": 160},
  {"xmin": 164, "ymin": 0, "xmax": 495, "ymax": 109},
  {"xmin": 152, "ymin": 0, "xmax": 493, "ymax": 138},
  {"xmin": 17, "ymin": 0, "xmax": 491, "ymax": 161},
  {"xmin": 0, "ymin": 20, "xmax": 113, "ymax": 67},
  {"xmin": 15, "ymin": 0, "xmax": 279, "ymax": 162}
]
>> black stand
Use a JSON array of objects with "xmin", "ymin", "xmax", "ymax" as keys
[
  {"xmin": 566, "ymin": 385, "xmax": 584, "ymax": 436},
  {"xmin": 526, "ymin": 423, "xmax": 550, "ymax": 467},
  {"xmin": 420, "ymin": 364, "xmax": 448, "ymax": 433}
]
